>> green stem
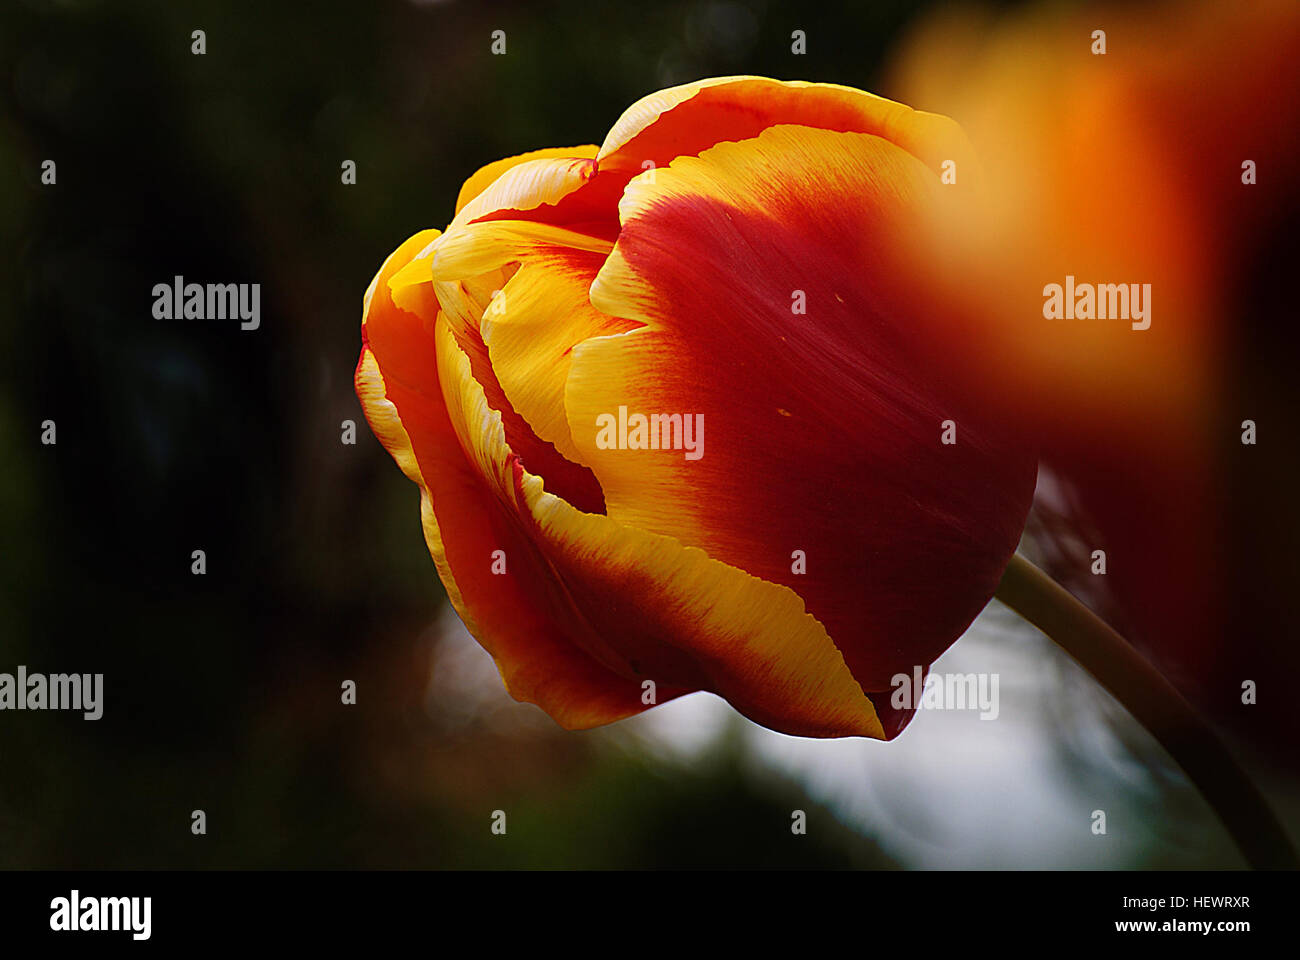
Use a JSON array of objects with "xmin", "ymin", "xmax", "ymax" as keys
[{"xmin": 995, "ymin": 552, "xmax": 1297, "ymax": 870}]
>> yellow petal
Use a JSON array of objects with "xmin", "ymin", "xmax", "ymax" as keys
[
  {"xmin": 430, "ymin": 220, "xmax": 612, "ymax": 282},
  {"xmin": 480, "ymin": 248, "xmax": 638, "ymax": 468},
  {"xmin": 455, "ymin": 145, "xmax": 600, "ymax": 216}
]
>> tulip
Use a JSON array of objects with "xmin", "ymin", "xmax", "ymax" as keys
[{"xmin": 357, "ymin": 76, "xmax": 1037, "ymax": 740}]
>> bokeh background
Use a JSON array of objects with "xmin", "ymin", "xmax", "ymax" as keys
[{"xmin": 2, "ymin": 0, "xmax": 1296, "ymax": 869}]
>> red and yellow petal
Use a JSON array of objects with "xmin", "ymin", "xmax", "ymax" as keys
[
  {"xmin": 453, "ymin": 79, "xmax": 972, "ymax": 262},
  {"xmin": 357, "ymin": 230, "xmax": 663, "ymax": 728},
  {"xmin": 450, "ymin": 151, "xmax": 621, "ymax": 243},
  {"xmin": 388, "ymin": 228, "xmax": 609, "ymax": 514},
  {"xmin": 433, "ymin": 312, "xmax": 887, "ymax": 739},
  {"xmin": 453, "ymin": 156, "xmax": 605, "ymax": 232},
  {"xmin": 425, "ymin": 188, "xmax": 629, "ymax": 498},
  {"xmin": 516, "ymin": 466, "xmax": 888, "ymax": 739},
  {"xmin": 568, "ymin": 125, "xmax": 1035, "ymax": 694},
  {"xmin": 597, "ymin": 75, "xmax": 972, "ymax": 178},
  {"xmin": 479, "ymin": 246, "xmax": 640, "ymax": 467}
]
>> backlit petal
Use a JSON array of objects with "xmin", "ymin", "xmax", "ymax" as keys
[{"xmin": 454, "ymin": 145, "xmax": 600, "ymax": 216}]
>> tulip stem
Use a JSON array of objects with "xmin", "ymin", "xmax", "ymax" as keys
[{"xmin": 994, "ymin": 552, "xmax": 1297, "ymax": 870}]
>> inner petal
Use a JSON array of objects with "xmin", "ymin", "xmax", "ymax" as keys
[{"xmin": 392, "ymin": 240, "xmax": 608, "ymax": 515}]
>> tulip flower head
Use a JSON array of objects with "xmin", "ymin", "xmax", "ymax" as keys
[{"xmin": 357, "ymin": 77, "xmax": 1036, "ymax": 740}]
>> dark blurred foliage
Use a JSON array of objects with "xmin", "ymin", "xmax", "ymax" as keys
[
  {"xmin": 0, "ymin": 0, "xmax": 963, "ymax": 869},
  {"xmin": 1222, "ymin": 186, "xmax": 1300, "ymax": 750}
]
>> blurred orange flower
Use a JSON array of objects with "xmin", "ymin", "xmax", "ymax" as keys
[{"xmin": 886, "ymin": 0, "xmax": 1300, "ymax": 745}]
